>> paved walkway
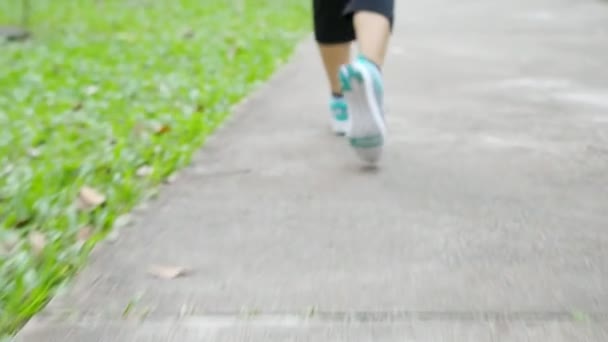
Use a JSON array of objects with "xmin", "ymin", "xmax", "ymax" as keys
[{"xmin": 16, "ymin": 0, "xmax": 608, "ymax": 341}]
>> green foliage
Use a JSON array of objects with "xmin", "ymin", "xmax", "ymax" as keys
[{"xmin": 0, "ymin": 0, "xmax": 310, "ymax": 336}]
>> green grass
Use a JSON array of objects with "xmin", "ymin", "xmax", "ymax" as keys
[{"xmin": 0, "ymin": 0, "xmax": 310, "ymax": 336}]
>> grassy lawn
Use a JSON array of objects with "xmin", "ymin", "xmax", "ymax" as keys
[{"xmin": 0, "ymin": 0, "xmax": 310, "ymax": 336}]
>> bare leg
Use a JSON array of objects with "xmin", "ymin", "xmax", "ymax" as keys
[
  {"xmin": 318, "ymin": 43, "xmax": 351, "ymax": 95},
  {"xmin": 353, "ymin": 10, "xmax": 391, "ymax": 68}
]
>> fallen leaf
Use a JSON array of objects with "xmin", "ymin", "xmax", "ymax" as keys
[
  {"xmin": 77, "ymin": 226, "xmax": 93, "ymax": 242},
  {"xmin": 114, "ymin": 214, "xmax": 132, "ymax": 229},
  {"xmin": 181, "ymin": 28, "xmax": 195, "ymax": 39},
  {"xmin": 14, "ymin": 216, "xmax": 33, "ymax": 229},
  {"xmin": 305, "ymin": 306, "xmax": 318, "ymax": 318},
  {"xmin": 77, "ymin": 186, "xmax": 106, "ymax": 210},
  {"xmin": 137, "ymin": 307, "xmax": 151, "ymax": 321},
  {"xmin": 0, "ymin": 231, "xmax": 20, "ymax": 256},
  {"xmin": 1, "ymin": 164, "xmax": 14, "ymax": 176},
  {"xmin": 0, "ymin": 241, "xmax": 15, "ymax": 256},
  {"xmin": 136, "ymin": 165, "xmax": 153, "ymax": 177},
  {"xmin": 147, "ymin": 265, "xmax": 189, "ymax": 279},
  {"xmin": 72, "ymin": 102, "xmax": 83, "ymax": 111},
  {"xmin": 154, "ymin": 124, "xmax": 171, "ymax": 135},
  {"xmin": 27, "ymin": 148, "xmax": 41, "ymax": 158},
  {"xmin": 195, "ymin": 103, "xmax": 206, "ymax": 112},
  {"xmin": 29, "ymin": 231, "xmax": 46, "ymax": 255},
  {"xmin": 179, "ymin": 304, "xmax": 194, "ymax": 317},
  {"xmin": 571, "ymin": 311, "xmax": 589, "ymax": 322},
  {"xmin": 122, "ymin": 299, "xmax": 137, "ymax": 318},
  {"xmin": 107, "ymin": 228, "xmax": 120, "ymax": 243},
  {"xmin": 163, "ymin": 173, "xmax": 178, "ymax": 184},
  {"xmin": 84, "ymin": 85, "xmax": 99, "ymax": 96}
]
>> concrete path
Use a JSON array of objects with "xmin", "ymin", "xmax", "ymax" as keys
[{"xmin": 16, "ymin": 0, "xmax": 608, "ymax": 340}]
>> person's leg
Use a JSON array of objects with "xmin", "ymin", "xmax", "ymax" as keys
[
  {"xmin": 321, "ymin": 45, "xmax": 350, "ymax": 135},
  {"xmin": 313, "ymin": 0, "xmax": 355, "ymax": 135},
  {"xmin": 318, "ymin": 44, "xmax": 351, "ymax": 97},
  {"xmin": 340, "ymin": 0, "xmax": 394, "ymax": 164},
  {"xmin": 353, "ymin": 10, "xmax": 392, "ymax": 68}
]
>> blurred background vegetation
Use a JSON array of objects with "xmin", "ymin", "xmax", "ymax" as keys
[{"xmin": 0, "ymin": 0, "xmax": 310, "ymax": 336}]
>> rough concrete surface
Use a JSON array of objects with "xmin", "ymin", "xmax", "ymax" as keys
[{"xmin": 15, "ymin": 0, "xmax": 608, "ymax": 340}]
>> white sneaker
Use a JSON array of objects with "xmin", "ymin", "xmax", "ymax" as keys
[
  {"xmin": 330, "ymin": 96, "xmax": 349, "ymax": 136},
  {"xmin": 339, "ymin": 55, "xmax": 387, "ymax": 164}
]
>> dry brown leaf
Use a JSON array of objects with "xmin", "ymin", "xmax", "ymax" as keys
[
  {"xmin": 72, "ymin": 102, "xmax": 83, "ymax": 111},
  {"xmin": 147, "ymin": 265, "xmax": 189, "ymax": 279},
  {"xmin": 154, "ymin": 124, "xmax": 171, "ymax": 135},
  {"xmin": 77, "ymin": 226, "xmax": 94, "ymax": 242},
  {"xmin": 136, "ymin": 165, "xmax": 153, "ymax": 177},
  {"xmin": 77, "ymin": 186, "xmax": 106, "ymax": 210},
  {"xmin": 29, "ymin": 231, "xmax": 46, "ymax": 255}
]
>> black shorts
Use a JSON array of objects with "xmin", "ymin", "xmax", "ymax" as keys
[{"xmin": 313, "ymin": 0, "xmax": 394, "ymax": 44}]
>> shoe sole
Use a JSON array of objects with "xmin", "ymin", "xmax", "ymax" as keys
[
  {"xmin": 340, "ymin": 62, "xmax": 386, "ymax": 164},
  {"xmin": 331, "ymin": 120, "xmax": 348, "ymax": 136}
]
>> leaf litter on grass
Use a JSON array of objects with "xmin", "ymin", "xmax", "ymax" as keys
[
  {"xmin": 0, "ymin": 0, "xmax": 310, "ymax": 336},
  {"xmin": 76, "ymin": 186, "xmax": 106, "ymax": 211}
]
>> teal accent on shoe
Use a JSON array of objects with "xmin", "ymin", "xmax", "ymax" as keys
[
  {"xmin": 350, "ymin": 135, "xmax": 384, "ymax": 148},
  {"xmin": 339, "ymin": 67, "xmax": 352, "ymax": 91},
  {"xmin": 339, "ymin": 64, "xmax": 364, "ymax": 93},
  {"xmin": 348, "ymin": 64, "xmax": 363, "ymax": 82},
  {"xmin": 330, "ymin": 97, "xmax": 348, "ymax": 121},
  {"xmin": 355, "ymin": 55, "xmax": 384, "ymax": 109}
]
